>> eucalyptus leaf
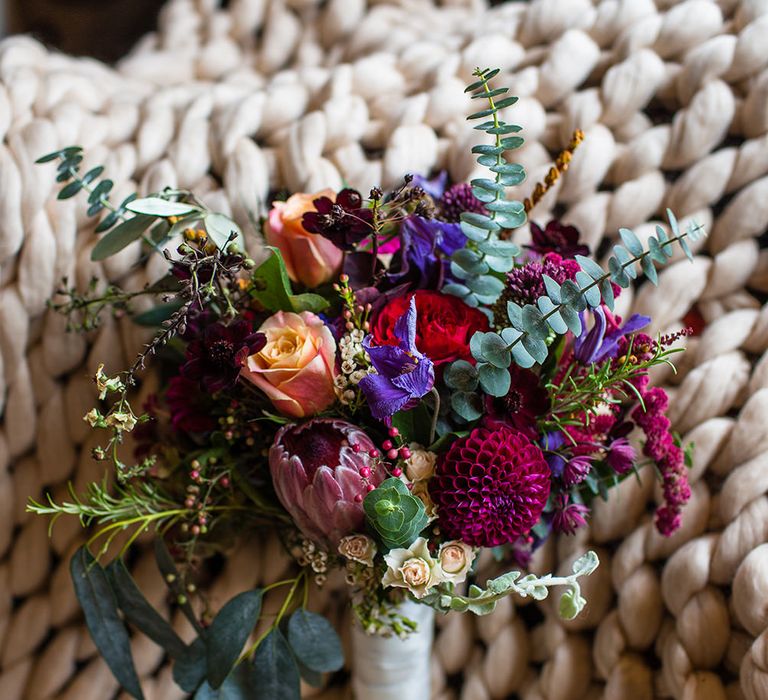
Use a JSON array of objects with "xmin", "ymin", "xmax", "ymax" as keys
[
  {"xmin": 174, "ymin": 637, "xmax": 208, "ymax": 693},
  {"xmin": 91, "ymin": 214, "xmax": 155, "ymax": 261},
  {"xmin": 106, "ymin": 560, "xmax": 187, "ymax": 659},
  {"xmin": 641, "ymin": 255, "xmax": 658, "ymax": 285},
  {"xmin": 206, "ymin": 590, "xmax": 263, "ymax": 689},
  {"xmin": 521, "ymin": 334, "xmax": 548, "ymax": 364},
  {"xmin": 510, "ymin": 342, "xmax": 535, "ymax": 368},
  {"xmin": 444, "ymin": 360, "xmax": 479, "ymax": 392},
  {"xmin": 480, "ymin": 332, "xmax": 511, "ymax": 368},
  {"xmin": 286, "ymin": 610, "xmax": 344, "ymax": 673},
  {"xmin": 575, "ymin": 271, "xmax": 601, "ymax": 308},
  {"xmin": 618, "ymin": 227, "xmax": 643, "ymax": 256},
  {"xmin": 126, "ymin": 197, "xmax": 201, "ymax": 217},
  {"xmin": 521, "ymin": 304, "xmax": 548, "ymax": 341},
  {"xmin": 70, "ymin": 547, "xmax": 145, "ymax": 700},
  {"xmin": 478, "ymin": 363, "xmax": 511, "ymax": 397},
  {"xmin": 451, "ymin": 391, "xmax": 483, "ymax": 421},
  {"xmin": 248, "ymin": 629, "xmax": 301, "ymax": 700},
  {"xmin": 205, "ymin": 212, "xmax": 245, "ymax": 251}
]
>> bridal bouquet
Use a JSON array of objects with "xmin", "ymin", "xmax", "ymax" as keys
[{"xmin": 30, "ymin": 68, "xmax": 702, "ymax": 699}]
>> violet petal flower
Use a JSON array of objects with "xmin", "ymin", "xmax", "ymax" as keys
[
  {"xmin": 606, "ymin": 437, "xmax": 636, "ymax": 474},
  {"xmin": 359, "ymin": 297, "xmax": 435, "ymax": 421},
  {"xmin": 574, "ymin": 307, "xmax": 651, "ymax": 364},
  {"xmin": 412, "ymin": 172, "xmax": 449, "ymax": 199}
]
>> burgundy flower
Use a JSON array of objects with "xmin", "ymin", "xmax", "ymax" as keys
[
  {"xmin": 165, "ymin": 376, "xmax": 216, "ymax": 434},
  {"xmin": 430, "ymin": 426, "xmax": 550, "ymax": 547},
  {"xmin": 301, "ymin": 188, "xmax": 374, "ymax": 251},
  {"xmin": 606, "ymin": 438, "xmax": 635, "ymax": 474},
  {"xmin": 551, "ymin": 495, "xmax": 589, "ymax": 535},
  {"xmin": 439, "ymin": 183, "xmax": 487, "ymax": 223},
  {"xmin": 562, "ymin": 455, "xmax": 592, "ymax": 487},
  {"xmin": 483, "ymin": 365, "xmax": 548, "ymax": 439},
  {"xmin": 528, "ymin": 220, "xmax": 589, "ymax": 258},
  {"xmin": 182, "ymin": 320, "xmax": 265, "ymax": 393},
  {"xmin": 269, "ymin": 419, "xmax": 388, "ymax": 548}
]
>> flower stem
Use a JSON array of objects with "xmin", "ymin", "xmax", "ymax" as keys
[{"xmin": 429, "ymin": 387, "xmax": 441, "ymax": 445}]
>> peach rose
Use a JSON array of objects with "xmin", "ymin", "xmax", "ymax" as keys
[
  {"xmin": 265, "ymin": 190, "xmax": 343, "ymax": 288},
  {"xmin": 242, "ymin": 311, "xmax": 337, "ymax": 418}
]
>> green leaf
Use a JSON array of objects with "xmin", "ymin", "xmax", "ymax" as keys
[
  {"xmin": 471, "ymin": 86, "xmax": 508, "ymax": 100},
  {"xmin": 444, "ymin": 360, "xmax": 479, "ymax": 392},
  {"xmin": 575, "ymin": 271, "xmax": 601, "ymax": 307},
  {"xmin": 106, "ymin": 560, "xmax": 187, "ymax": 659},
  {"xmin": 289, "ymin": 293, "xmax": 329, "ymax": 314},
  {"xmin": 542, "ymin": 275, "xmax": 562, "ymax": 303},
  {"xmin": 194, "ymin": 670, "xmax": 250, "ymax": 699},
  {"xmin": 477, "ymin": 154, "xmax": 500, "ymax": 168},
  {"xmin": 126, "ymin": 197, "xmax": 201, "ymax": 217},
  {"xmin": 647, "ymin": 236, "xmax": 668, "ymax": 263},
  {"xmin": 467, "ymin": 275, "xmax": 504, "ymax": 298},
  {"xmin": 572, "ymin": 551, "xmax": 599, "ymax": 577},
  {"xmin": 510, "ymin": 342, "xmax": 535, "ymax": 368},
  {"xmin": 82, "ymin": 166, "xmax": 104, "ymax": 185},
  {"xmin": 494, "ymin": 96, "xmax": 519, "ymax": 110},
  {"xmin": 608, "ymin": 257, "xmax": 631, "ymax": 287},
  {"xmin": 655, "ymin": 224, "xmax": 669, "ymax": 245},
  {"xmin": 391, "ymin": 403, "xmax": 433, "ymax": 445},
  {"xmin": 154, "ymin": 539, "xmax": 203, "ymax": 635},
  {"xmin": 94, "ymin": 210, "xmax": 120, "ymax": 234},
  {"xmin": 618, "ymin": 228, "xmax": 643, "ymax": 256},
  {"xmin": 453, "ymin": 248, "xmax": 489, "ymax": 275},
  {"xmin": 480, "ymin": 332, "xmax": 511, "ymax": 368},
  {"xmin": 600, "ymin": 279, "xmax": 615, "ymax": 312},
  {"xmin": 207, "ymin": 590, "xmax": 263, "ymax": 689},
  {"xmin": 70, "ymin": 547, "xmax": 145, "ymax": 700},
  {"xmin": 286, "ymin": 610, "xmax": 343, "ymax": 673},
  {"xmin": 506, "ymin": 301, "xmax": 523, "ymax": 329},
  {"xmin": 442, "ymin": 282, "xmax": 471, "ymax": 298},
  {"xmin": 478, "ymin": 363, "xmax": 511, "ymax": 396},
  {"xmin": 58, "ymin": 180, "xmax": 83, "ymax": 200},
  {"xmin": 537, "ymin": 297, "xmax": 567, "ymax": 334},
  {"xmin": 679, "ymin": 235, "xmax": 693, "ymax": 261},
  {"xmin": 666, "ymin": 208, "xmax": 680, "ymax": 237},
  {"xmin": 451, "ymin": 391, "xmax": 483, "ymax": 421},
  {"xmin": 174, "ymin": 637, "xmax": 209, "ymax": 693},
  {"xmin": 559, "ymin": 279, "xmax": 587, "ymax": 312},
  {"xmin": 500, "ymin": 136, "xmax": 524, "ymax": 149},
  {"xmin": 248, "ymin": 629, "xmax": 301, "ymax": 700},
  {"xmin": 521, "ymin": 305, "xmax": 548, "ymax": 341},
  {"xmin": 641, "ymin": 256, "xmax": 658, "ymax": 285},
  {"xmin": 36, "ymin": 150, "xmax": 66, "ymax": 163},
  {"xmin": 472, "ymin": 144, "xmax": 504, "ymax": 155},
  {"xmin": 205, "ymin": 212, "xmax": 245, "ymax": 252},
  {"xmin": 560, "ymin": 305, "xmax": 582, "ymax": 336},
  {"xmin": 249, "ymin": 248, "xmax": 296, "ymax": 313},
  {"xmin": 91, "ymin": 214, "xmax": 155, "ymax": 261},
  {"xmin": 460, "ymin": 212, "xmax": 500, "ymax": 231},
  {"xmin": 575, "ymin": 255, "xmax": 605, "ymax": 280},
  {"xmin": 467, "ymin": 106, "xmax": 497, "ymax": 120},
  {"xmin": 522, "ymin": 334, "xmax": 548, "ymax": 364}
]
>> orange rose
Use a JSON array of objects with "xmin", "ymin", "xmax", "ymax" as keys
[
  {"xmin": 242, "ymin": 311, "xmax": 337, "ymax": 418},
  {"xmin": 265, "ymin": 190, "xmax": 343, "ymax": 288}
]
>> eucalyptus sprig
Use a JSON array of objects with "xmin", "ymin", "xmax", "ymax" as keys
[
  {"xmin": 443, "ymin": 67, "xmax": 526, "ymax": 309},
  {"xmin": 421, "ymin": 550, "xmax": 599, "ymax": 619}
]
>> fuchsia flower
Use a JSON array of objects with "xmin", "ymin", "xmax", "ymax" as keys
[
  {"xmin": 269, "ymin": 419, "xmax": 388, "ymax": 548},
  {"xmin": 551, "ymin": 495, "xmax": 589, "ymax": 535},
  {"xmin": 430, "ymin": 426, "xmax": 550, "ymax": 547},
  {"xmin": 527, "ymin": 220, "xmax": 589, "ymax": 258}
]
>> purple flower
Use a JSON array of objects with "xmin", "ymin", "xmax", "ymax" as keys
[
  {"xmin": 359, "ymin": 297, "xmax": 435, "ymax": 421},
  {"xmin": 387, "ymin": 215, "xmax": 465, "ymax": 289},
  {"xmin": 527, "ymin": 220, "xmax": 590, "ymax": 258},
  {"xmin": 301, "ymin": 188, "xmax": 374, "ymax": 251},
  {"xmin": 182, "ymin": 320, "xmax": 266, "ymax": 393},
  {"xmin": 412, "ymin": 172, "xmax": 449, "ymax": 199},
  {"xmin": 574, "ymin": 307, "xmax": 651, "ymax": 365},
  {"xmin": 551, "ymin": 495, "xmax": 589, "ymax": 535},
  {"xmin": 606, "ymin": 437, "xmax": 636, "ymax": 474},
  {"xmin": 562, "ymin": 455, "xmax": 592, "ymax": 487}
]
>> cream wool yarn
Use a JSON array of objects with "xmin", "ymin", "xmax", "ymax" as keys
[{"xmin": 1, "ymin": 0, "xmax": 768, "ymax": 698}]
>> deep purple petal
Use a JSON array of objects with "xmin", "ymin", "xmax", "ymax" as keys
[
  {"xmin": 593, "ymin": 313, "xmax": 652, "ymax": 363},
  {"xmin": 412, "ymin": 172, "xmax": 448, "ymax": 199},
  {"xmin": 359, "ymin": 374, "xmax": 412, "ymax": 420},
  {"xmin": 390, "ymin": 356, "xmax": 434, "ymax": 398},
  {"xmin": 574, "ymin": 307, "xmax": 607, "ymax": 364},
  {"xmin": 393, "ymin": 296, "xmax": 418, "ymax": 352},
  {"xmin": 364, "ymin": 341, "xmax": 411, "ymax": 376}
]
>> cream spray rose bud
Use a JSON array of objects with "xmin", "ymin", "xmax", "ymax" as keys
[
  {"xmin": 382, "ymin": 537, "xmax": 445, "ymax": 599},
  {"xmin": 338, "ymin": 535, "xmax": 377, "ymax": 567},
  {"xmin": 405, "ymin": 445, "xmax": 436, "ymax": 482},
  {"xmin": 437, "ymin": 541, "xmax": 475, "ymax": 585}
]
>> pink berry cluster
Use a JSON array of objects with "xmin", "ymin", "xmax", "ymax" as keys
[{"xmin": 632, "ymin": 386, "xmax": 691, "ymax": 536}]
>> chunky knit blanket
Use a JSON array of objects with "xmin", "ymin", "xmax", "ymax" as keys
[{"xmin": 1, "ymin": 0, "xmax": 767, "ymax": 698}]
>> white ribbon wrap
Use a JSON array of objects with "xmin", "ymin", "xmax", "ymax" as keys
[{"xmin": 351, "ymin": 601, "xmax": 435, "ymax": 700}]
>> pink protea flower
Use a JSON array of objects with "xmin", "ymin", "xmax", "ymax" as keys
[
  {"xmin": 430, "ymin": 426, "xmax": 550, "ymax": 547},
  {"xmin": 269, "ymin": 419, "xmax": 387, "ymax": 548}
]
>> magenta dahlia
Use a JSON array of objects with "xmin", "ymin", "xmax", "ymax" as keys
[
  {"xmin": 430, "ymin": 427, "xmax": 551, "ymax": 547},
  {"xmin": 269, "ymin": 419, "xmax": 388, "ymax": 548}
]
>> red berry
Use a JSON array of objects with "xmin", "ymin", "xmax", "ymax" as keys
[
  {"xmin": 360, "ymin": 467, "xmax": 371, "ymax": 478},
  {"xmin": 352, "ymin": 443, "xmax": 361, "ymax": 453},
  {"xmin": 191, "ymin": 525, "xmax": 201, "ymax": 536},
  {"xmin": 220, "ymin": 477, "xmax": 230, "ymax": 488},
  {"xmin": 382, "ymin": 440, "xmax": 393, "ymax": 451},
  {"xmin": 392, "ymin": 468, "xmax": 403, "ymax": 477},
  {"xmin": 190, "ymin": 470, "xmax": 200, "ymax": 480},
  {"xmin": 388, "ymin": 427, "xmax": 400, "ymax": 437},
  {"xmin": 354, "ymin": 494, "xmax": 363, "ymax": 503},
  {"xmin": 386, "ymin": 449, "xmax": 398, "ymax": 460},
  {"xmin": 400, "ymin": 447, "xmax": 412, "ymax": 459},
  {"xmin": 368, "ymin": 448, "xmax": 380, "ymax": 458},
  {"xmin": 366, "ymin": 484, "xmax": 375, "ymax": 492}
]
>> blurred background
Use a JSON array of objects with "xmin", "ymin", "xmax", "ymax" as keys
[{"xmin": 4, "ymin": 0, "xmax": 167, "ymax": 62}]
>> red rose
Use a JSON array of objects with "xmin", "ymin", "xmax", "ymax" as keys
[{"xmin": 371, "ymin": 290, "xmax": 489, "ymax": 366}]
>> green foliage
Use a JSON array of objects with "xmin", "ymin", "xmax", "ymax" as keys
[
  {"xmin": 364, "ymin": 478, "xmax": 428, "ymax": 550},
  {"xmin": 249, "ymin": 629, "xmax": 301, "ymax": 699},
  {"xmin": 206, "ymin": 590, "xmax": 264, "ymax": 689},
  {"xmin": 446, "ymin": 68, "xmax": 524, "ymax": 309},
  {"xmin": 452, "ymin": 210, "xmax": 706, "ymax": 400},
  {"xmin": 286, "ymin": 609, "xmax": 344, "ymax": 673},
  {"xmin": 37, "ymin": 146, "xmax": 246, "ymax": 259},
  {"xmin": 70, "ymin": 547, "xmax": 145, "ymax": 699},
  {"xmin": 249, "ymin": 247, "xmax": 329, "ymax": 314},
  {"xmin": 421, "ymin": 550, "xmax": 599, "ymax": 619}
]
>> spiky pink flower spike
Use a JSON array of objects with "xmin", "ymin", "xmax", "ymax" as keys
[
  {"xmin": 430, "ymin": 426, "xmax": 550, "ymax": 547},
  {"xmin": 269, "ymin": 419, "xmax": 388, "ymax": 548}
]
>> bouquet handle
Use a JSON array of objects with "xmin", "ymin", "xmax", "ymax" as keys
[{"xmin": 351, "ymin": 601, "xmax": 434, "ymax": 700}]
